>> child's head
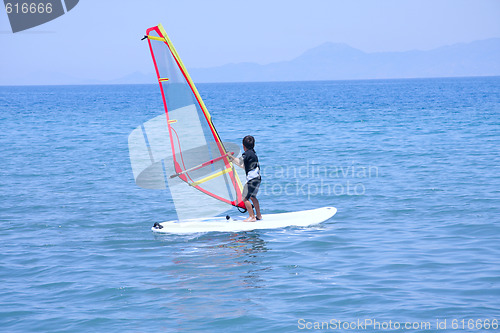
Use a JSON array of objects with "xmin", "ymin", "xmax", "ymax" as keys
[{"xmin": 242, "ymin": 135, "xmax": 255, "ymax": 150}]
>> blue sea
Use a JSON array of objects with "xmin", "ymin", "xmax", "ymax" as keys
[{"xmin": 1, "ymin": 77, "xmax": 499, "ymax": 332}]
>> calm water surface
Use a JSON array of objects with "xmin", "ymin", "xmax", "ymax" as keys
[{"xmin": 1, "ymin": 77, "xmax": 499, "ymax": 332}]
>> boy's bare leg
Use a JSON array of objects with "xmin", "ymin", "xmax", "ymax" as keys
[
  {"xmin": 250, "ymin": 197, "xmax": 262, "ymax": 220},
  {"xmin": 243, "ymin": 199, "xmax": 256, "ymax": 222}
]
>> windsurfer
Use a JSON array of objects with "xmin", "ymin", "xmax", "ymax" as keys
[{"xmin": 229, "ymin": 135, "xmax": 262, "ymax": 222}]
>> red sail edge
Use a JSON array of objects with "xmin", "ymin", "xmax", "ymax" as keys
[{"xmin": 146, "ymin": 24, "xmax": 245, "ymax": 209}]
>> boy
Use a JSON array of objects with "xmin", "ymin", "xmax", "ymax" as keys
[{"xmin": 229, "ymin": 135, "xmax": 262, "ymax": 222}]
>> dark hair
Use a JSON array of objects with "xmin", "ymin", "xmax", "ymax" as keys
[{"xmin": 242, "ymin": 135, "xmax": 255, "ymax": 149}]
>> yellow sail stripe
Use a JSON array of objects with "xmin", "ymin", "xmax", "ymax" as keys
[
  {"xmin": 147, "ymin": 35, "xmax": 165, "ymax": 42},
  {"xmin": 156, "ymin": 23, "xmax": 244, "ymax": 194},
  {"xmin": 157, "ymin": 24, "xmax": 214, "ymax": 128},
  {"xmin": 189, "ymin": 168, "xmax": 232, "ymax": 187},
  {"xmin": 158, "ymin": 78, "xmax": 169, "ymax": 82}
]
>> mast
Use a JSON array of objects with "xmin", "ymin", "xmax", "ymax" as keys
[{"xmin": 144, "ymin": 24, "xmax": 246, "ymax": 211}]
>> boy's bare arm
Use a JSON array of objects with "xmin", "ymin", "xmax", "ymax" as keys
[{"xmin": 228, "ymin": 155, "xmax": 244, "ymax": 168}]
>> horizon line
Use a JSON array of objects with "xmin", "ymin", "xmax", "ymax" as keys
[{"xmin": 1, "ymin": 75, "xmax": 499, "ymax": 88}]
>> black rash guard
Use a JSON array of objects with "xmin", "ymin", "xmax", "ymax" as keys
[
  {"xmin": 242, "ymin": 148, "xmax": 261, "ymax": 181},
  {"xmin": 241, "ymin": 149, "xmax": 261, "ymax": 200}
]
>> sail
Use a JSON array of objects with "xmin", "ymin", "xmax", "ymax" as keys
[{"xmin": 133, "ymin": 23, "xmax": 245, "ymax": 219}]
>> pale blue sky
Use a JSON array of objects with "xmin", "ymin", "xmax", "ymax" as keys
[{"xmin": 1, "ymin": 0, "xmax": 499, "ymax": 84}]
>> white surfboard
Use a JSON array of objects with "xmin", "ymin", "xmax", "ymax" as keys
[{"xmin": 151, "ymin": 206, "xmax": 336, "ymax": 234}]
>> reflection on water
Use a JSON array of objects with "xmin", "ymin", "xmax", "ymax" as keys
[
  {"xmin": 212, "ymin": 232, "xmax": 270, "ymax": 289},
  {"xmin": 151, "ymin": 232, "xmax": 270, "ymax": 324}
]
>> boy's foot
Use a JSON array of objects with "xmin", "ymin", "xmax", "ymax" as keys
[
  {"xmin": 243, "ymin": 217, "xmax": 257, "ymax": 222},
  {"xmin": 256, "ymin": 215, "xmax": 263, "ymax": 220}
]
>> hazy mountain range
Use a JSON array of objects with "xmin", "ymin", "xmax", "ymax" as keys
[
  {"xmin": 3, "ymin": 38, "xmax": 500, "ymax": 86},
  {"xmin": 117, "ymin": 38, "xmax": 500, "ymax": 84}
]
